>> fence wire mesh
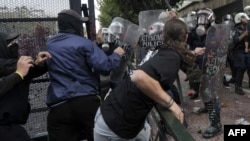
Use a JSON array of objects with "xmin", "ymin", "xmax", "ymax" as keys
[{"xmin": 0, "ymin": 0, "xmax": 70, "ymax": 139}]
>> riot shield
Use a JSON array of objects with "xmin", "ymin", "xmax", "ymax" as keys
[
  {"xmin": 108, "ymin": 17, "xmax": 132, "ymax": 43},
  {"xmin": 199, "ymin": 24, "xmax": 230, "ymax": 102},
  {"xmin": 109, "ymin": 18, "xmax": 143, "ymax": 86},
  {"xmin": 138, "ymin": 9, "xmax": 165, "ymax": 66}
]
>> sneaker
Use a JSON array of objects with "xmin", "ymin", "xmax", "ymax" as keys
[
  {"xmin": 202, "ymin": 123, "xmax": 222, "ymax": 139},
  {"xmin": 187, "ymin": 90, "xmax": 195, "ymax": 96},
  {"xmin": 190, "ymin": 92, "xmax": 199, "ymax": 99}
]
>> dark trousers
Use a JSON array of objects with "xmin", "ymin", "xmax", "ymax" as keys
[
  {"xmin": 0, "ymin": 124, "xmax": 32, "ymax": 141},
  {"xmin": 47, "ymin": 95, "xmax": 101, "ymax": 141}
]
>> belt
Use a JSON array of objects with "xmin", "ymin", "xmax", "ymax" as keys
[{"xmin": 49, "ymin": 100, "xmax": 68, "ymax": 108}]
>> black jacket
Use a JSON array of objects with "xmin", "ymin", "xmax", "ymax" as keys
[{"xmin": 0, "ymin": 33, "xmax": 48, "ymax": 124}]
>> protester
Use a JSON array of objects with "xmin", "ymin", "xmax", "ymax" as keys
[
  {"xmin": 0, "ymin": 32, "xmax": 51, "ymax": 141},
  {"xmin": 45, "ymin": 9, "xmax": 125, "ymax": 141},
  {"xmin": 94, "ymin": 18, "xmax": 195, "ymax": 141}
]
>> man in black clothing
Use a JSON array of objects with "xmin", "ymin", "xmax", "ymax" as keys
[{"xmin": 0, "ymin": 32, "xmax": 51, "ymax": 141}]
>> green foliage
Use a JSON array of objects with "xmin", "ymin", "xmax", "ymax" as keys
[{"xmin": 97, "ymin": 0, "xmax": 183, "ymax": 27}]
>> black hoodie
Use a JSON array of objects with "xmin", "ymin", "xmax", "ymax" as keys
[{"xmin": 0, "ymin": 32, "xmax": 48, "ymax": 124}]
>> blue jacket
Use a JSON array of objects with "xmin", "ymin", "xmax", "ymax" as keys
[
  {"xmin": 233, "ymin": 24, "xmax": 247, "ymax": 51},
  {"xmin": 46, "ymin": 33, "xmax": 121, "ymax": 106}
]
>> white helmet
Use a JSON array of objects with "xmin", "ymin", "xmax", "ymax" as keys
[
  {"xmin": 244, "ymin": 5, "xmax": 250, "ymax": 16},
  {"xmin": 148, "ymin": 22, "xmax": 164, "ymax": 35},
  {"xmin": 196, "ymin": 8, "xmax": 215, "ymax": 26},
  {"xmin": 186, "ymin": 11, "xmax": 197, "ymax": 30},
  {"xmin": 234, "ymin": 12, "xmax": 250, "ymax": 24},
  {"xmin": 109, "ymin": 21, "xmax": 124, "ymax": 35}
]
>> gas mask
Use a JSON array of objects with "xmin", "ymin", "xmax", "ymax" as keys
[
  {"xmin": 195, "ymin": 8, "xmax": 215, "ymax": 36},
  {"xmin": 196, "ymin": 25, "xmax": 206, "ymax": 36},
  {"xmin": 101, "ymin": 28, "xmax": 116, "ymax": 52},
  {"xmin": 8, "ymin": 42, "xmax": 19, "ymax": 59},
  {"xmin": 196, "ymin": 15, "xmax": 209, "ymax": 36}
]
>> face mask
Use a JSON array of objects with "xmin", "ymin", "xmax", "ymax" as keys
[
  {"xmin": 8, "ymin": 42, "xmax": 19, "ymax": 59},
  {"xmin": 196, "ymin": 25, "xmax": 206, "ymax": 36}
]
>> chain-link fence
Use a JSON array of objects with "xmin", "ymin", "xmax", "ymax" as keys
[{"xmin": 0, "ymin": 0, "xmax": 71, "ymax": 139}]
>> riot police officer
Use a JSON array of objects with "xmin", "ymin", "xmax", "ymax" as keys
[
  {"xmin": 232, "ymin": 12, "xmax": 249, "ymax": 95},
  {"xmin": 187, "ymin": 8, "xmax": 223, "ymax": 139}
]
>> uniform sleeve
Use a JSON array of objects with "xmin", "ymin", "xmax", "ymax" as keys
[
  {"xmin": 0, "ymin": 73, "xmax": 22, "ymax": 97},
  {"xmin": 233, "ymin": 27, "xmax": 241, "ymax": 44}
]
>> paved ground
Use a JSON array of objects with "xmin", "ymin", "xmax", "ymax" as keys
[{"xmin": 175, "ymin": 68, "xmax": 250, "ymax": 141}]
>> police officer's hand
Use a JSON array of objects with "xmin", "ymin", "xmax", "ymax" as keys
[
  {"xmin": 16, "ymin": 56, "xmax": 34, "ymax": 78},
  {"xmin": 114, "ymin": 47, "xmax": 125, "ymax": 56},
  {"xmin": 34, "ymin": 51, "xmax": 52, "ymax": 66},
  {"xmin": 194, "ymin": 47, "xmax": 205, "ymax": 55}
]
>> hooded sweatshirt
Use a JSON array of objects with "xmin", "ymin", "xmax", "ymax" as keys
[
  {"xmin": 45, "ymin": 12, "xmax": 122, "ymax": 106},
  {"xmin": 0, "ymin": 32, "xmax": 48, "ymax": 124}
]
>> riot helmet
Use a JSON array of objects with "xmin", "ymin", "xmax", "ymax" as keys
[
  {"xmin": 234, "ymin": 12, "xmax": 250, "ymax": 24},
  {"xmin": 148, "ymin": 22, "xmax": 165, "ymax": 35},
  {"xmin": 109, "ymin": 21, "xmax": 125, "ymax": 37},
  {"xmin": 244, "ymin": 5, "xmax": 250, "ymax": 16},
  {"xmin": 186, "ymin": 11, "xmax": 197, "ymax": 30},
  {"xmin": 196, "ymin": 8, "xmax": 215, "ymax": 36},
  {"xmin": 222, "ymin": 14, "xmax": 233, "ymax": 25}
]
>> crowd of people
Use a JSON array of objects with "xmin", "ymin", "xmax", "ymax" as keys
[{"xmin": 0, "ymin": 3, "xmax": 250, "ymax": 141}]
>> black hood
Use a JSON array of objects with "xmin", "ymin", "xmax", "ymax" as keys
[
  {"xmin": 58, "ymin": 13, "xmax": 84, "ymax": 36},
  {"xmin": 0, "ymin": 32, "xmax": 17, "ymax": 76},
  {"xmin": 0, "ymin": 32, "xmax": 11, "ymax": 59}
]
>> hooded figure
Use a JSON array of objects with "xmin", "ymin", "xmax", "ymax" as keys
[
  {"xmin": 0, "ymin": 31, "xmax": 48, "ymax": 141},
  {"xmin": 0, "ymin": 32, "xmax": 19, "ymax": 76},
  {"xmin": 45, "ymin": 9, "xmax": 124, "ymax": 141},
  {"xmin": 58, "ymin": 9, "xmax": 88, "ymax": 36}
]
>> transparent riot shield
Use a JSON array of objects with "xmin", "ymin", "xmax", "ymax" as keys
[
  {"xmin": 138, "ymin": 9, "xmax": 165, "ymax": 65},
  {"xmin": 109, "ymin": 18, "xmax": 143, "ymax": 87},
  {"xmin": 108, "ymin": 17, "xmax": 132, "ymax": 43}
]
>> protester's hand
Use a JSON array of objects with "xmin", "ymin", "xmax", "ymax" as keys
[
  {"xmin": 194, "ymin": 47, "xmax": 206, "ymax": 55},
  {"xmin": 34, "ymin": 51, "xmax": 52, "ymax": 66},
  {"xmin": 168, "ymin": 9, "xmax": 177, "ymax": 20},
  {"xmin": 16, "ymin": 56, "xmax": 34, "ymax": 78},
  {"xmin": 114, "ymin": 47, "xmax": 125, "ymax": 56},
  {"xmin": 169, "ymin": 102, "xmax": 184, "ymax": 124}
]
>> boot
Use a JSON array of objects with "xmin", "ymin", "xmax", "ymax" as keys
[
  {"xmin": 203, "ymin": 122, "xmax": 222, "ymax": 139},
  {"xmin": 202, "ymin": 100, "xmax": 222, "ymax": 139},
  {"xmin": 235, "ymin": 86, "xmax": 245, "ymax": 95},
  {"xmin": 196, "ymin": 102, "xmax": 208, "ymax": 114},
  {"xmin": 197, "ymin": 106, "xmax": 208, "ymax": 114}
]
